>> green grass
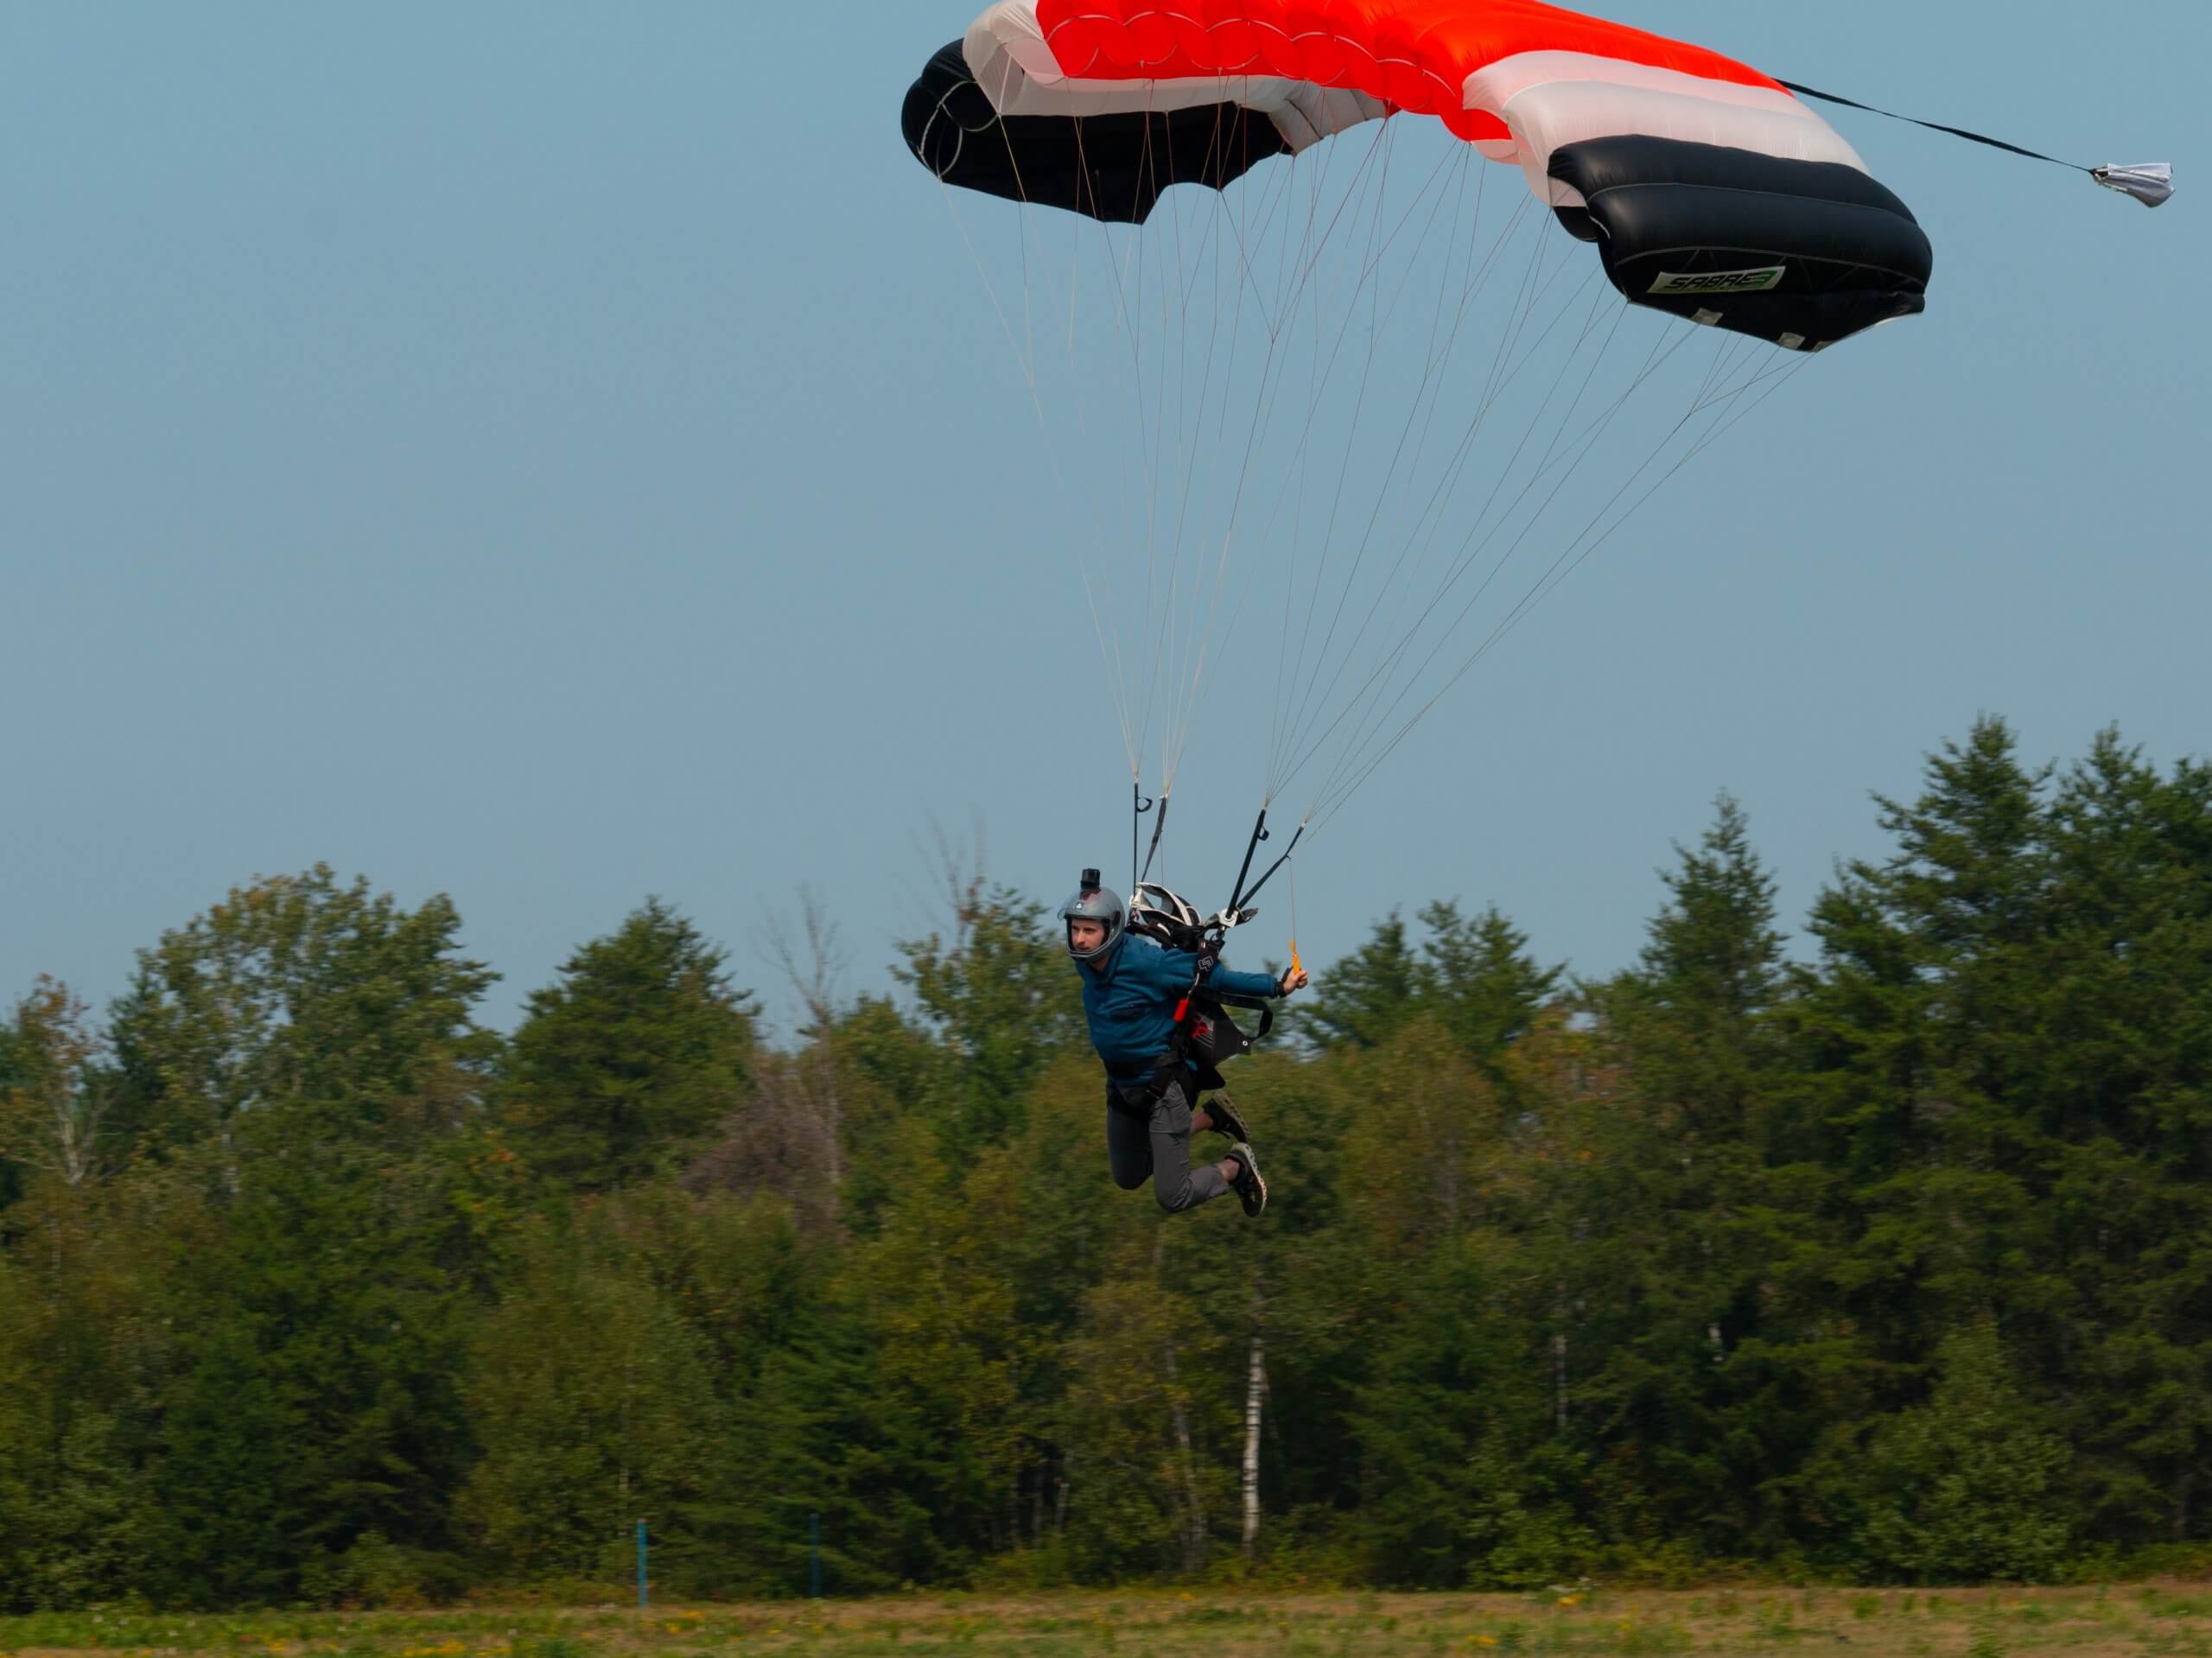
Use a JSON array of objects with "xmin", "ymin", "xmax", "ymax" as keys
[{"xmin": 5, "ymin": 1585, "xmax": 2209, "ymax": 1658}]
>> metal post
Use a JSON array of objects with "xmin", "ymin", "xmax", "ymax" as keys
[
  {"xmin": 808, "ymin": 1511, "xmax": 822, "ymax": 1598},
  {"xmin": 636, "ymin": 1518, "xmax": 648, "ymax": 1609}
]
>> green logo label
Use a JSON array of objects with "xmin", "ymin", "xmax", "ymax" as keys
[{"xmin": 1649, "ymin": 266, "xmax": 1786, "ymax": 297}]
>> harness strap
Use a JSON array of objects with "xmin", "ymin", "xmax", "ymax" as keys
[
  {"xmin": 1106, "ymin": 1054, "xmax": 1191, "ymax": 1121},
  {"xmin": 1164, "ymin": 938, "xmax": 1222, "ymax": 1068}
]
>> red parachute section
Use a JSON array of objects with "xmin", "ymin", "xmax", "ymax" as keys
[{"xmin": 1028, "ymin": 0, "xmax": 1787, "ymax": 143}]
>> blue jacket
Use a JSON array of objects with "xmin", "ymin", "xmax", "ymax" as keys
[{"xmin": 1076, "ymin": 933, "xmax": 1282, "ymax": 1086}]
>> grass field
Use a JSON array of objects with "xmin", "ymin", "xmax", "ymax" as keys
[{"xmin": 9, "ymin": 1585, "xmax": 2212, "ymax": 1658}]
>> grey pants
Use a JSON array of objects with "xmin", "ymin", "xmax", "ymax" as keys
[{"xmin": 1107, "ymin": 1072, "xmax": 1230, "ymax": 1214}]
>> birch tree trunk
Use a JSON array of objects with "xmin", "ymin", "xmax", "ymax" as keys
[{"xmin": 1242, "ymin": 1328, "xmax": 1267, "ymax": 1559}]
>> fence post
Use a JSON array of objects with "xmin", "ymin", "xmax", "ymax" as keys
[{"xmin": 636, "ymin": 1518, "xmax": 649, "ymax": 1610}]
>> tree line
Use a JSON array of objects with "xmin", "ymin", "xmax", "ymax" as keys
[{"xmin": 3, "ymin": 717, "xmax": 2209, "ymax": 1608}]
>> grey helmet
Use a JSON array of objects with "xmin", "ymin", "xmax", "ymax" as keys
[{"xmin": 1059, "ymin": 868, "xmax": 1126, "ymax": 961}]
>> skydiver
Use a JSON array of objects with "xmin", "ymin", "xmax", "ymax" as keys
[{"xmin": 1060, "ymin": 871, "xmax": 1308, "ymax": 1218}]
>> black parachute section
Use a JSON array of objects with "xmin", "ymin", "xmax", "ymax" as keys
[
  {"xmin": 1548, "ymin": 137, "xmax": 1933, "ymax": 351},
  {"xmin": 901, "ymin": 40, "xmax": 1289, "ymax": 224}
]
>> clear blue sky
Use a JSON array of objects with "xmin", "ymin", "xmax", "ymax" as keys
[{"xmin": 4, "ymin": 1, "xmax": 2204, "ymax": 1037}]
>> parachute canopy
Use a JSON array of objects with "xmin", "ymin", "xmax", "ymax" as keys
[{"xmin": 904, "ymin": 0, "xmax": 1933, "ymax": 351}]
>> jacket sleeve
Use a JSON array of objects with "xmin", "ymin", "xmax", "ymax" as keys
[
  {"xmin": 1208, "ymin": 961, "xmax": 1283, "ymax": 1001},
  {"xmin": 1129, "ymin": 938, "xmax": 1280, "ymax": 1001}
]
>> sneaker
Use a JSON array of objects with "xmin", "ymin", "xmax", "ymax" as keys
[
  {"xmin": 1225, "ymin": 1142, "xmax": 1268, "ymax": 1217},
  {"xmin": 1205, "ymin": 1093, "xmax": 1251, "ymax": 1144}
]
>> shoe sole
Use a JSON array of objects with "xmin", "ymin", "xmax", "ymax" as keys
[
  {"xmin": 1231, "ymin": 1142, "xmax": 1267, "ymax": 1217},
  {"xmin": 1209, "ymin": 1098, "xmax": 1250, "ymax": 1142}
]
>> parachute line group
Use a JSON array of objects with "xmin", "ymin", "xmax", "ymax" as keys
[
  {"xmin": 932, "ymin": 112, "xmax": 1809, "ymax": 854},
  {"xmin": 904, "ymin": 0, "xmax": 1961, "ymax": 877}
]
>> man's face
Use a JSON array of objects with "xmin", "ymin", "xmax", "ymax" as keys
[{"xmin": 1069, "ymin": 918, "xmax": 1109, "ymax": 955}]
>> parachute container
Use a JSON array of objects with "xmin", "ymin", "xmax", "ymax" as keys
[{"xmin": 904, "ymin": 0, "xmax": 1932, "ymax": 350}]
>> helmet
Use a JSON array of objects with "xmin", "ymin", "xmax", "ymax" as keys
[
  {"xmin": 1128, "ymin": 882, "xmax": 1205, "ymax": 950},
  {"xmin": 1059, "ymin": 867, "xmax": 1126, "ymax": 961}
]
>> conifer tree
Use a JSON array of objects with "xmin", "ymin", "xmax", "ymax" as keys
[
  {"xmin": 1573, "ymin": 795, "xmax": 1811, "ymax": 1558},
  {"xmin": 504, "ymin": 899, "xmax": 755, "ymax": 1192}
]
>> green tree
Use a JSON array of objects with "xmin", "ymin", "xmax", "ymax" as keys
[
  {"xmin": 1775, "ymin": 720, "xmax": 2212, "ymax": 1558},
  {"xmin": 2018, "ymin": 732, "xmax": 2212, "ymax": 1540},
  {"xmin": 823, "ymin": 994, "xmax": 953, "ymax": 1232},
  {"xmin": 1566, "ymin": 796, "xmax": 1827, "ymax": 1561},
  {"xmin": 0, "ymin": 1254, "xmax": 36, "ymax": 1606},
  {"xmin": 892, "ymin": 877, "xmax": 1079, "ymax": 1155},
  {"xmin": 458, "ymin": 1223, "xmax": 723, "ymax": 1586},
  {"xmin": 503, "ymin": 899, "xmax": 755, "ymax": 1193},
  {"xmin": 1848, "ymin": 1322, "xmax": 2074, "ymax": 1581},
  {"xmin": 0, "ymin": 990, "xmax": 179, "ymax": 1611},
  {"xmin": 1057, "ymin": 1232, "xmax": 1236, "ymax": 1580},
  {"xmin": 1418, "ymin": 902, "xmax": 1561, "ymax": 1081},
  {"xmin": 1332, "ymin": 1018, "xmax": 1580, "ymax": 1585},
  {"xmin": 0, "ymin": 1169, "xmax": 166, "ymax": 1610},
  {"xmin": 100, "ymin": 868, "xmax": 496, "ymax": 1604},
  {"xmin": 109, "ymin": 866, "xmax": 496, "ymax": 1159},
  {"xmin": 1300, "ymin": 903, "xmax": 1558, "ymax": 1076},
  {"xmin": 0, "ymin": 1010, "xmax": 27, "ymax": 1217},
  {"xmin": 139, "ymin": 1124, "xmax": 481, "ymax": 1606},
  {"xmin": 1351, "ymin": 1230, "xmax": 1585, "ymax": 1588},
  {"xmin": 1, "ymin": 980, "xmax": 124, "ymax": 1192},
  {"xmin": 139, "ymin": 1319, "xmax": 316, "ymax": 1607},
  {"xmin": 834, "ymin": 1120, "xmax": 1033, "ymax": 1579},
  {"xmin": 1299, "ymin": 912, "xmax": 1422, "ymax": 1051},
  {"xmin": 1784, "ymin": 721, "xmax": 2059, "ymax": 1377}
]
